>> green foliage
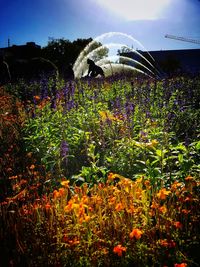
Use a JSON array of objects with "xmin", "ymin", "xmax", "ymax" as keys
[{"xmin": 22, "ymin": 76, "xmax": 200, "ymax": 184}]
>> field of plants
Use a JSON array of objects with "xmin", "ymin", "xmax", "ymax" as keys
[{"xmin": 0, "ymin": 73, "xmax": 200, "ymax": 266}]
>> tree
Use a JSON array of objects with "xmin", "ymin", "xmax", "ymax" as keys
[
  {"xmin": 117, "ymin": 46, "xmax": 132, "ymax": 55},
  {"xmin": 42, "ymin": 38, "xmax": 91, "ymax": 76},
  {"xmin": 42, "ymin": 37, "xmax": 108, "ymax": 79}
]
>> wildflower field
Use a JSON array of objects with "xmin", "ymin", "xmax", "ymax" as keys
[{"xmin": 0, "ymin": 73, "xmax": 200, "ymax": 266}]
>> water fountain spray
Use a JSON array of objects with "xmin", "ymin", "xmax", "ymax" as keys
[{"xmin": 73, "ymin": 32, "xmax": 161, "ymax": 79}]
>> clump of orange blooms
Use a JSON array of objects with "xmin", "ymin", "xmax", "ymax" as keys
[
  {"xmin": 1, "ymin": 171, "xmax": 199, "ymax": 266},
  {"xmin": 129, "ymin": 228, "xmax": 143, "ymax": 240},
  {"xmin": 113, "ymin": 244, "xmax": 127, "ymax": 256}
]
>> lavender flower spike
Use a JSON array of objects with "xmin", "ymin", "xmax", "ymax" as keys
[{"xmin": 60, "ymin": 140, "xmax": 69, "ymax": 158}]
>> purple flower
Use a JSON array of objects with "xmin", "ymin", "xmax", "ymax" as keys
[
  {"xmin": 125, "ymin": 101, "xmax": 134, "ymax": 117},
  {"xmin": 67, "ymin": 100, "xmax": 75, "ymax": 111},
  {"xmin": 60, "ymin": 140, "xmax": 69, "ymax": 158},
  {"xmin": 63, "ymin": 85, "xmax": 69, "ymax": 101},
  {"xmin": 40, "ymin": 78, "xmax": 48, "ymax": 99},
  {"xmin": 50, "ymin": 97, "xmax": 56, "ymax": 110}
]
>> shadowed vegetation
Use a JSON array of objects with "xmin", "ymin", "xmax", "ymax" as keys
[{"xmin": 0, "ymin": 72, "xmax": 200, "ymax": 266}]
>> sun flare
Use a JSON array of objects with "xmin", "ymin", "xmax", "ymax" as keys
[{"xmin": 94, "ymin": 0, "xmax": 171, "ymax": 20}]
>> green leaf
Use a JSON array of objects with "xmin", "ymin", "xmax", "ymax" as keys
[
  {"xmin": 156, "ymin": 149, "xmax": 162, "ymax": 157},
  {"xmin": 196, "ymin": 141, "xmax": 200, "ymax": 150},
  {"xmin": 178, "ymin": 153, "xmax": 184, "ymax": 163}
]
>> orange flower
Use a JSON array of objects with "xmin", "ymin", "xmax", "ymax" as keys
[
  {"xmin": 129, "ymin": 228, "xmax": 143, "ymax": 240},
  {"xmin": 27, "ymin": 152, "xmax": 32, "ymax": 158},
  {"xmin": 144, "ymin": 180, "xmax": 151, "ymax": 187},
  {"xmin": 115, "ymin": 202, "xmax": 124, "ymax": 211},
  {"xmin": 108, "ymin": 196, "xmax": 116, "ymax": 205},
  {"xmin": 159, "ymin": 205, "xmax": 167, "ymax": 214},
  {"xmin": 171, "ymin": 182, "xmax": 183, "ymax": 191},
  {"xmin": 113, "ymin": 244, "xmax": 126, "ymax": 256},
  {"xmin": 81, "ymin": 195, "xmax": 89, "ymax": 204},
  {"xmin": 101, "ymin": 248, "xmax": 109, "ymax": 255},
  {"xmin": 126, "ymin": 206, "xmax": 135, "ymax": 214},
  {"xmin": 174, "ymin": 221, "xmax": 182, "ymax": 229},
  {"xmin": 174, "ymin": 263, "xmax": 187, "ymax": 267},
  {"xmin": 108, "ymin": 172, "xmax": 115, "ymax": 181},
  {"xmin": 157, "ymin": 188, "xmax": 171, "ymax": 200},
  {"xmin": 181, "ymin": 209, "xmax": 190, "ymax": 215},
  {"xmin": 64, "ymin": 200, "xmax": 73, "ymax": 212},
  {"xmin": 58, "ymin": 187, "xmax": 65, "ymax": 197},
  {"xmin": 33, "ymin": 95, "xmax": 40, "ymax": 101},
  {"xmin": 91, "ymin": 195, "xmax": 102, "ymax": 205},
  {"xmin": 79, "ymin": 214, "xmax": 91, "ymax": 224},
  {"xmin": 159, "ymin": 239, "xmax": 176, "ymax": 248},
  {"xmin": 29, "ymin": 164, "xmax": 35, "ymax": 170},
  {"xmin": 45, "ymin": 203, "xmax": 51, "ymax": 210},
  {"xmin": 53, "ymin": 190, "xmax": 60, "ymax": 199},
  {"xmin": 84, "ymin": 215, "xmax": 91, "ymax": 222},
  {"xmin": 185, "ymin": 176, "xmax": 193, "ymax": 181},
  {"xmin": 9, "ymin": 175, "xmax": 18, "ymax": 180},
  {"xmin": 151, "ymin": 201, "xmax": 159, "ymax": 209},
  {"xmin": 159, "ymin": 239, "xmax": 169, "ymax": 247},
  {"xmin": 184, "ymin": 196, "xmax": 192, "ymax": 202},
  {"xmin": 68, "ymin": 238, "xmax": 80, "ymax": 246}
]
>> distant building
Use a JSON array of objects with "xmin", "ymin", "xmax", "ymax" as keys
[
  {"xmin": 0, "ymin": 42, "xmax": 41, "ymax": 60},
  {"xmin": 120, "ymin": 49, "xmax": 200, "ymax": 75}
]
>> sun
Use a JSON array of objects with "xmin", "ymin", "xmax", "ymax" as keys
[{"xmin": 94, "ymin": 0, "xmax": 171, "ymax": 21}]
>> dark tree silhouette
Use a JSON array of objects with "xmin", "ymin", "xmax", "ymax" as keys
[{"xmin": 41, "ymin": 38, "xmax": 93, "ymax": 79}]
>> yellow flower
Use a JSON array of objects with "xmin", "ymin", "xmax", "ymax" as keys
[
  {"xmin": 151, "ymin": 139, "xmax": 159, "ymax": 146},
  {"xmin": 61, "ymin": 180, "xmax": 70, "ymax": 188},
  {"xmin": 108, "ymin": 172, "xmax": 127, "ymax": 183},
  {"xmin": 99, "ymin": 110, "xmax": 116, "ymax": 122},
  {"xmin": 146, "ymin": 139, "xmax": 159, "ymax": 148}
]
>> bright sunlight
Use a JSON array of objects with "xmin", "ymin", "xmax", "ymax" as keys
[{"xmin": 94, "ymin": 0, "xmax": 171, "ymax": 20}]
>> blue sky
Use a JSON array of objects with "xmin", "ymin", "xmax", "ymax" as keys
[{"xmin": 1, "ymin": 0, "xmax": 200, "ymax": 51}]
